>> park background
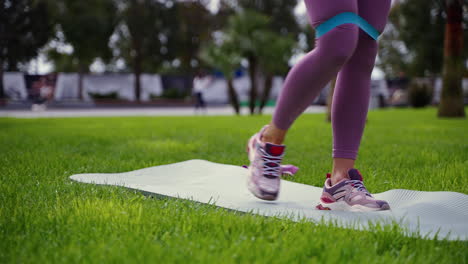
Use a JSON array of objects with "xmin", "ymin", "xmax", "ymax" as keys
[
  {"xmin": 1, "ymin": 0, "xmax": 467, "ymax": 263},
  {"xmin": 0, "ymin": 0, "xmax": 466, "ymax": 116}
]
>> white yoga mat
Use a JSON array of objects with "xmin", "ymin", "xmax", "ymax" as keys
[{"xmin": 70, "ymin": 159, "xmax": 468, "ymax": 241}]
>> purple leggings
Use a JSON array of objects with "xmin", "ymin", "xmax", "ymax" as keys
[{"xmin": 272, "ymin": 0, "xmax": 391, "ymax": 160}]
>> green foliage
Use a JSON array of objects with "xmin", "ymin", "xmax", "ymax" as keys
[
  {"xmin": 397, "ymin": 0, "xmax": 446, "ymax": 76},
  {"xmin": 257, "ymin": 31, "xmax": 296, "ymax": 76},
  {"xmin": 223, "ymin": 9, "xmax": 296, "ymax": 114},
  {"xmin": 115, "ymin": 0, "xmax": 179, "ymax": 100},
  {"xmin": 377, "ymin": 22, "xmax": 409, "ymax": 78},
  {"xmin": 45, "ymin": 49, "xmax": 79, "ymax": 73},
  {"xmin": 200, "ymin": 38, "xmax": 242, "ymax": 79},
  {"xmin": 116, "ymin": 0, "xmax": 215, "ymax": 75},
  {"xmin": 51, "ymin": 0, "xmax": 118, "ymax": 71},
  {"xmin": 227, "ymin": 10, "xmax": 271, "ymax": 58},
  {"xmin": 0, "ymin": 109, "xmax": 467, "ymax": 263},
  {"xmin": 116, "ymin": 0, "xmax": 175, "ymax": 72},
  {"xmin": 160, "ymin": 88, "xmax": 188, "ymax": 99},
  {"xmin": 222, "ymin": 0, "xmax": 302, "ymax": 80},
  {"xmin": 201, "ymin": 23, "xmax": 296, "ymax": 78},
  {"xmin": 200, "ymin": 38, "xmax": 242, "ymax": 114},
  {"xmin": 0, "ymin": 0, "xmax": 54, "ymax": 70},
  {"xmin": 225, "ymin": 10, "xmax": 270, "ymax": 114},
  {"xmin": 170, "ymin": 1, "xmax": 214, "ymax": 74},
  {"xmin": 224, "ymin": 0, "xmax": 300, "ymax": 38},
  {"xmin": 379, "ymin": 0, "xmax": 467, "ymax": 78},
  {"xmin": 300, "ymin": 24, "xmax": 317, "ymax": 52},
  {"xmin": 88, "ymin": 92, "xmax": 119, "ymax": 100}
]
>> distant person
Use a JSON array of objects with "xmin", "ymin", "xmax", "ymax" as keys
[
  {"xmin": 246, "ymin": 0, "xmax": 392, "ymax": 211},
  {"xmin": 389, "ymin": 72, "xmax": 410, "ymax": 106},
  {"xmin": 192, "ymin": 70, "xmax": 212, "ymax": 113},
  {"xmin": 31, "ymin": 76, "xmax": 53, "ymax": 111}
]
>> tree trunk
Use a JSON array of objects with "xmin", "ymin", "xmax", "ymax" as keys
[
  {"xmin": 258, "ymin": 73, "xmax": 273, "ymax": 114},
  {"xmin": 134, "ymin": 71, "xmax": 141, "ymax": 102},
  {"xmin": 227, "ymin": 78, "xmax": 240, "ymax": 115},
  {"xmin": 326, "ymin": 78, "xmax": 337, "ymax": 122},
  {"xmin": 78, "ymin": 65, "xmax": 84, "ymax": 100},
  {"xmin": 248, "ymin": 55, "xmax": 258, "ymax": 115},
  {"xmin": 438, "ymin": 0, "xmax": 465, "ymax": 118},
  {"xmin": 134, "ymin": 54, "xmax": 142, "ymax": 102},
  {"xmin": 0, "ymin": 58, "xmax": 4, "ymax": 99},
  {"xmin": 130, "ymin": 0, "xmax": 143, "ymax": 102}
]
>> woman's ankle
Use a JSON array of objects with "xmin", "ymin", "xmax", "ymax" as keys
[
  {"xmin": 261, "ymin": 123, "xmax": 287, "ymax": 145},
  {"xmin": 331, "ymin": 158, "xmax": 355, "ymax": 185}
]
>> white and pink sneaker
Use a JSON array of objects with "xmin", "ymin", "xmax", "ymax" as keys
[
  {"xmin": 316, "ymin": 169, "xmax": 390, "ymax": 211},
  {"xmin": 246, "ymin": 126, "xmax": 286, "ymax": 200}
]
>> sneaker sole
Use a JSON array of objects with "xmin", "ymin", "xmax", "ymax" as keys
[{"xmin": 316, "ymin": 201, "xmax": 390, "ymax": 212}]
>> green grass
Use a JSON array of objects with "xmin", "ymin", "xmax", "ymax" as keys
[{"xmin": 0, "ymin": 107, "xmax": 467, "ymax": 263}]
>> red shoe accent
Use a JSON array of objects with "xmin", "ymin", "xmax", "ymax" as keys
[
  {"xmin": 316, "ymin": 204, "xmax": 331, "ymax": 210},
  {"xmin": 355, "ymin": 169, "xmax": 363, "ymax": 181},
  {"xmin": 265, "ymin": 144, "xmax": 285, "ymax": 156},
  {"xmin": 320, "ymin": 196, "xmax": 335, "ymax": 204}
]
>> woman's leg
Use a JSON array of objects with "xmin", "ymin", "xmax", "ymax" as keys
[
  {"xmin": 330, "ymin": 0, "xmax": 392, "ymax": 184},
  {"xmin": 263, "ymin": 0, "xmax": 359, "ymax": 145},
  {"xmin": 248, "ymin": 0, "xmax": 361, "ymax": 201}
]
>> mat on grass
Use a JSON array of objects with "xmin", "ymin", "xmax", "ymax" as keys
[{"xmin": 70, "ymin": 159, "xmax": 468, "ymax": 241}]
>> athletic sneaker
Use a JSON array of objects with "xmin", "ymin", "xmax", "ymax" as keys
[
  {"xmin": 246, "ymin": 125, "xmax": 285, "ymax": 201},
  {"xmin": 316, "ymin": 169, "xmax": 390, "ymax": 211}
]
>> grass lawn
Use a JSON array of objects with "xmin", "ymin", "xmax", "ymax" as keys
[{"xmin": 1, "ymin": 107, "xmax": 467, "ymax": 263}]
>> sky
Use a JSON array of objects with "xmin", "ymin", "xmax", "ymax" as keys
[{"xmin": 30, "ymin": 0, "xmax": 384, "ymax": 79}]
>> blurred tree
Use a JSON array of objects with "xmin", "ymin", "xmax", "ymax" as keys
[
  {"xmin": 257, "ymin": 31, "xmax": 295, "ymax": 114},
  {"xmin": 218, "ymin": 3, "xmax": 301, "ymax": 114},
  {"xmin": 169, "ymin": 1, "xmax": 213, "ymax": 75},
  {"xmin": 117, "ymin": 0, "xmax": 175, "ymax": 101},
  {"xmin": 222, "ymin": 0, "xmax": 300, "ymax": 38},
  {"xmin": 397, "ymin": 0, "xmax": 446, "ymax": 77},
  {"xmin": 438, "ymin": 0, "xmax": 465, "ymax": 117},
  {"xmin": 46, "ymin": 49, "xmax": 79, "ymax": 73},
  {"xmin": 0, "ymin": 0, "xmax": 54, "ymax": 98},
  {"xmin": 52, "ymin": 0, "xmax": 118, "ymax": 99},
  {"xmin": 200, "ymin": 38, "xmax": 242, "ymax": 114},
  {"xmin": 226, "ymin": 10, "xmax": 270, "ymax": 114},
  {"xmin": 379, "ymin": 0, "xmax": 467, "ymax": 78},
  {"xmin": 214, "ymin": 0, "xmax": 236, "ymax": 29},
  {"xmin": 300, "ymin": 23, "xmax": 316, "ymax": 52},
  {"xmin": 377, "ymin": 7, "xmax": 410, "ymax": 78}
]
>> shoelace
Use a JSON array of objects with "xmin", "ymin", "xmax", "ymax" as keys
[
  {"xmin": 259, "ymin": 148, "xmax": 283, "ymax": 176},
  {"xmin": 242, "ymin": 164, "xmax": 298, "ymax": 177},
  {"xmin": 345, "ymin": 179, "xmax": 371, "ymax": 196}
]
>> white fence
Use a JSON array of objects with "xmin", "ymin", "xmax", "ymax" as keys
[
  {"xmin": 3, "ymin": 72, "xmax": 28, "ymax": 100},
  {"xmin": 4, "ymin": 72, "xmax": 466, "ymax": 107},
  {"xmin": 54, "ymin": 73, "xmax": 163, "ymax": 102},
  {"xmin": 2, "ymin": 72, "xmax": 163, "ymax": 102}
]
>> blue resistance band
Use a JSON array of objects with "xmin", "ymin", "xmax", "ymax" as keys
[{"xmin": 315, "ymin": 12, "xmax": 380, "ymax": 40}]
